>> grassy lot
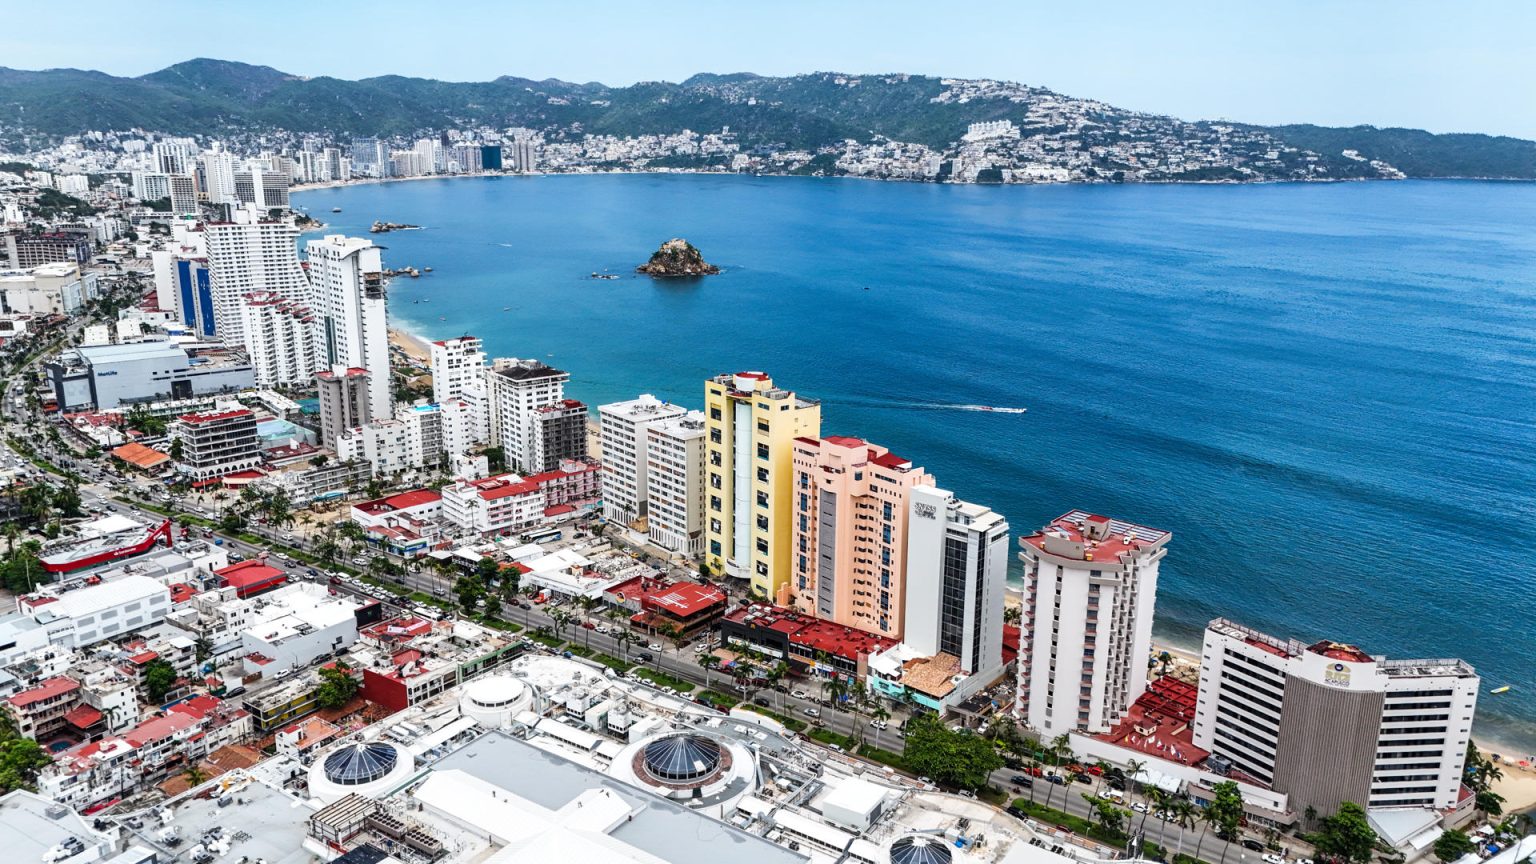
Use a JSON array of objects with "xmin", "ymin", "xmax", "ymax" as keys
[
  {"xmin": 479, "ymin": 617, "xmax": 522, "ymax": 633},
  {"xmin": 629, "ymin": 667, "xmax": 696, "ymax": 693},
  {"xmin": 736, "ymin": 704, "xmax": 808, "ymax": 732},
  {"xmin": 696, "ymin": 690, "xmax": 740, "ymax": 710},
  {"xmin": 810, "ymin": 727, "xmax": 857, "ymax": 750},
  {"xmin": 1009, "ymin": 797, "xmax": 1127, "ymax": 847},
  {"xmin": 524, "ymin": 631, "xmax": 566, "ymax": 649}
]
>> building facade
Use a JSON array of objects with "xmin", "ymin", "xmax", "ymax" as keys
[
  {"xmin": 239, "ymin": 290, "xmax": 319, "ymax": 387},
  {"xmin": 787, "ymin": 435, "xmax": 933, "ymax": 635},
  {"xmin": 645, "ymin": 411, "xmax": 707, "ymax": 555},
  {"xmin": 315, "ymin": 366, "xmax": 372, "ymax": 446},
  {"xmin": 204, "ymin": 208, "xmax": 308, "ymax": 344},
  {"xmin": 486, "ymin": 358, "xmax": 569, "ymax": 472},
  {"xmin": 170, "ymin": 407, "xmax": 261, "ymax": 481},
  {"xmin": 1192, "ymin": 618, "xmax": 1478, "ymax": 817},
  {"xmin": 703, "ymin": 372, "xmax": 821, "ymax": 599},
  {"xmin": 1018, "ymin": 511, "xmax": 1171, "ymax": 739},
  {"xmin": 306, "ymin": 235, "xmax": 392, "ymax": 419},
  {"xmin": 598, "ymin": 394, "xmax": 688, "ymax": 525},
  {"xmin": 903, "ymin": 485, "xmax": 1008, "ymax": 677}
]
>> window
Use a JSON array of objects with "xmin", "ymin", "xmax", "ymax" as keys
[
  {"xmin": 756, "ymin": 443, "xmax": 770, "ymax": 460},
  {"xmin": 756, "ymin": 515, "xmax": 769, "ymax": 530},
  {"xmin": 757, "ymin": 467, "xmax": 769, "ymax": 482},
  {"xmin": 710, "ymin": 495, "xmax": 721, "ymax": 511},
  {"xmin": 710, "ymin": 540, "xmax": 721, "ymax": 555},
  {"xmin": 709, "ymin": 407, "xmax": 721, "ymax": 420}
]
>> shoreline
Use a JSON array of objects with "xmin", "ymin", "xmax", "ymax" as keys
[{"xmin": 388, "ymin": 327, "xmax": 433, "ymax": 365}]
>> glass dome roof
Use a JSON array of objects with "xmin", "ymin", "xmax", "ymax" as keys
[
  {"xmin": 890, "ymin": 836, "xmax": 954, "ymax": 864},
  {"xmin": 641, "ymin": 735, "xmax": 721, "ymax": 783},
  {"xmin": 324, "ymin": 742, "xmax": 400, "ymax": 786}
]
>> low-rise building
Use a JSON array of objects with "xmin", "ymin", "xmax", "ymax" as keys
[
  {"xmin": 720, "ymin": 603, "xmax": 898, "ymax": 682},
  {"xmin": 47, "ymin": 341, "xmax": 254, "ymax": 412},
  {"xmin": 241, "ymin": 583, "xmax": 362, "ymax": 679},
  {"xmin": 170, "ymin": 406, "xmax": 261, "ymax": 482},
  {"xmin": 354, "ymin": 617, "xmax": 519, "ymax": 713}
]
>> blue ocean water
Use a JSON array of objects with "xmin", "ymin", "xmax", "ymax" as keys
[{"xmin": 296, "ymin": 175, "xmax": 1536, "ymax": 752}]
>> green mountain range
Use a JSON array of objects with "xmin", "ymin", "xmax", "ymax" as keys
[{"xmin": 1, "ymin": 59, "xmax": 1532, "ymax": 180}]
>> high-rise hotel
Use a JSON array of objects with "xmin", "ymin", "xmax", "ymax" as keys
[
  {"xmin": 703, "ymin": 372, "xmax": 820, "ymax": 599},
  {"xmin": 1018, "ymin": 511, "xmax": 1171, "ymax": 739}
]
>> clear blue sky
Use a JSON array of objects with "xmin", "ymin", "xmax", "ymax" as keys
[{"xmin": 3, "ymin": 0, "xmax": 1533, "ymax": 138}]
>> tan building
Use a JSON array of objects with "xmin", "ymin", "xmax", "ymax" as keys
[
  {"xmin": 786, "ymin": 435, "xmax": 932, "ymax": 636},
  {"xmin": 703, "ymin": 372, "xmax": 820, "ymax": 599}
]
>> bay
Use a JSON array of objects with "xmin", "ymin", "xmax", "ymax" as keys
[{"xmin": 295, "ymin": 174, "xmax": 1536, "ymax": 752}]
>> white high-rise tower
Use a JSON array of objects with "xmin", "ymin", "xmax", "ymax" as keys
[{"xmin": 306, "ymin": 234, "xmax": 392, "ymax": 420}]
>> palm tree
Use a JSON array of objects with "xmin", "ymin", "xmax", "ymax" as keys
[
  {"xmin": 613, "ymin": 627, "xmax": 634, "ymax": 660},
  {"xmin": 1143, "ymin": 787, "xmax": 1167, "ymax": 843},
  {"xmin": 1125, "ymin": 757, "xmax": 1146, "ymax": 800},
  {"xmin": 549, "ymin": 609, "xmax": 572, "ymax": 647},
  {"xmin": 1043, "ymin": 734, "xmax": 1073, "ymax": 811},
  {"xmin": 1194, "ymin": 801, "xmax": 1216, "ymax": 864},
  {"xmin": 700, "ymin": 654, "xmax": 720, "ymax": 687},
  {"xmin": 1171, "ymin": 798, "xmax": 1197, "ymax": 859},
  {"xmin": 869, "ymin": 704, "xmax": 891, "ymax": 751},
  {"xmin": 766, "ymin": 661, "xmax": 788, "ymax": 711},
  {"xmin": 183, "ymin": 764, "xmax": 206, "ymax": 787}
]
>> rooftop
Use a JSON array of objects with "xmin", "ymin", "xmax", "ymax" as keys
[
  {"xmin": 1094, "ymin": 677, "xmax": 1208, "ymax": 768},
  {"xmin": 1020, "ymin": 509, "xmax": 1170, "ymax": 564},
  {"xmin": 7, "ymin": 675, "xmax": 79, "ymax": 708},
  {"xmin": 726, "ymin": 603, "xmax": 898, "ymax": 662}
]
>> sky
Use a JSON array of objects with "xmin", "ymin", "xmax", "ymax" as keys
[{"xmin": 2, "ymin": 0, "xmax": 1533, "ymax": 138}]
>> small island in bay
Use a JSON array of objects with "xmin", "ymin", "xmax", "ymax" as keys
[
  {"xmin": 636, "ymin": 238, "xmax": 720, "ymax": 276},
  {"xmin": 371, "ymin": 220, "xmax": 421, "ymax": 233}
]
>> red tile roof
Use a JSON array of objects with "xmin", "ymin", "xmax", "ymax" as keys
[
  {"xmin": 178, "ymin": 408, "xmax": 253, "ymax": 424},
  {"xmin": 214, "ymin": 560, "xmax": 286, "ymax": 595},
  {"xmin": 64, "ymin": 705, "xmax": 102, "ymax": 728},
  {"xmin": 8, "ymin": 676, "xmax": 80, "ymax": 707},
  {"xmin": 110, "ymin": 442, "xmax": 170, "ymax": 469}
]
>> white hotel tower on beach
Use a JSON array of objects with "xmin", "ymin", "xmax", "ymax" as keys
[{"xmin": 1017, "ymin": 510, "xmax": 1171, "ymax": 740}]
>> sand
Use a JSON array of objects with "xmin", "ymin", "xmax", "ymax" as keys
[{"xmin": 389, "ymin": 327, "xmax": 432, "ymax": 364}]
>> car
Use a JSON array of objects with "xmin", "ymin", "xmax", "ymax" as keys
[
  {"xmin": 580, "ymin": 621, "xmax": 595, "ymax": 630},
  {"xmin": 1073, "ymin": 773, "xmax": 1091, "ymax": 784},
  {"xmin": 1007, "ymin": 805, "xmax": 1029, "ymax": 819},
  {"xmin": 1010, "ymin": 774, "xmax": 1032, "ymax": 785},
  {"xmin": 636, "ymin": 652, "xmax": 654, "ymax": 662},
  {"xmin": 802, "ymin": 707, "xmax": 821, "ymax": 718},
  {"xmin": 1047, "ymin": 774, "xmax": 1066, "ymax": 785},
  {"xmin": 790, "ymin": 689, "xmax": 809, "ymax": 700},
  {"xmin": 647, "ymin": 642, "xmax": 664, "ymax": 651},
  {"xmin": 870, "ymin": 719, "xmax": 888, "ymax": 730},
  {"xmin": 1131, "ymin": 802, "xmax": 1148, "ymax": 813},
  {"xmin": 1241, "ymin": 840, "xmax": 1265, "ymax": 852},
  {"xmin": 1262, "ymin": 855, "xmax": 1286, "ymax": 864},
  {"xmin": 958, "ymin": 789, "xmax": 976, "ymax": 799},
  {"xmin": 305, "ymin": 568, "xmax": 319, "ymax": 577},
  {"xmin": 826, "ymin": 743, "xmax": 843, "ymax": 753}
]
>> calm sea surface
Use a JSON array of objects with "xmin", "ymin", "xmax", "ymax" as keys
[{"xmin": 296, "ymin": 175, "xmax": 1536, "ymax": 752}]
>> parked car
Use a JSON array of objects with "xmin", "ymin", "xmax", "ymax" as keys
[
  {"xmin": 1010, "ymin": 774, "xmax": 1032, "ymax": 786},
  {"xmin": 802, "ymin": 707, "xmax": 821, "ymax": 718},
  {"xmin": 790, "ymin": 689, "xmax": 810, "ymax": 700},
  {"xmin": 636, "ymin": 652, "xmax": 654, "ymax": 662},
  {"xmin": 1262, "ymin": 855, "xmax": 1286, "ymax": 864},
  {"xmin": 1242, "ymin": 840, "xmax": 1265, "ymax": 852},
  {"xmin": 646, "ymin": 642, "xmax": 664, "ymax": 651}
]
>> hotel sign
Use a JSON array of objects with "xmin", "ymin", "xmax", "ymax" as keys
[
  {"xmin": 914, "ymin": 502, "xmax": 938, "ymax": 520},
  {"xmin": 1323, "ymin": 662, "xmax": 1352, "ymax": 688}
]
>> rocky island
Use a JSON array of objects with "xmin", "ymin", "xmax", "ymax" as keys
[{"xmin": 636, "ymin": 238, "xmax": 720, "ymax": 277}]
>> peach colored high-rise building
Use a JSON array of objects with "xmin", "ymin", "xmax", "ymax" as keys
[{"xmin": 787, "ymin": 435, "xmax": 934, "ymax": 638}]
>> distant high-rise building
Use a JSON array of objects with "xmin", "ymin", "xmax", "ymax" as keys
[
  {"xmin": 166, "ymin": 174, "xmax": 199, "ymax": 216},
  {"xmin": 169, "ymin": 256, "xmax": 215, "ymax": 337},
  {"xmin": 240, "ymin": 290, "xmax": 319, "ymax": 388},
  {"xmin": 702, "ymin": 372, "xmax": 821, "ymax": 599},
  {"xmin": 199, "ymin": 149, "xmax": 239, "ymax": 205},
  {"xmin": 598, "ymin": 394, "xmax": 688, "ymax": 525},
  {"xmin": 787, "ymin": 435, "xmax": 933, "ymax": 633},
  {"xmin": 234, "ymin": 168, "xmax": 291, "ymax": 208},
  {"xmin": 306, "ymin": 234, "xmax": 392, "ymax": 420},
  {"xmin": 530, "ymin": 399, "xmax": 589, "ymax": 472},
  {"xmin": 203, "ymin": 206, "xmax": 308, "ymax": 343},
  {"xmin": 508, "ymin": 130, "xmax": 537, "ymax": 172},
  {"xmin": 153, "ymin": 141, "xmax": 190, "ymax": 175},
  {"xmin": 315, "ymin": 366, "xmax": 372, "ymax": 446},
  {"xmin": 349, "ymin": 138, "xmax": 386, "ymax": 177},
  {"xmin": 170, "ymin": 407, "xmax": 260, "ymax": 482},
  {"xmin": 1018, "ymin": 511, "xmax": 1171, "ymax": 739},
  {"xmin": 131, "ymin": 171, "xmax": 171, "ymax": 202}
]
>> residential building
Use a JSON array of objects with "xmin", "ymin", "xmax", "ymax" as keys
[
  {"xmin": 240, "ymin": 290, "xmax": 319, "ymax": 387},
  {"xmin": 199, "ymin": 149, "xmax": 238, "ymax": 205},
  {"xmin": 204, "ymin": 207, "xmax": 308, "ymax": 343},
  {"xmin": 233, "ymin": 168, "xmax": 291, "ymax": 208},
  {"xmin": 645, "ymin": 410, "xmax": 707, "ymax": 554},
  {"xmin": 315, "ymin": 365, "xmax": 371, "ymax": 445},
  {"xmin": 1018, "ymin": 511, "xmax": 1171, "ymax": 739},
  {"xmin": 3, "ymin": 232, "xmax": 91, "ymax": 268},
  {"xmin": 441, "ymin": 473, "xmax": 544, "ymax": 537},
  {"xmin": 787, "ymin": 435, "xmax": 932, "ymax": 634},
  {"xmin": 275, "ymin": 716, "xmax": 342, "ymax": 764},
  {"xmin": 0, "ymin": 575, "xmax": 172, "ymax": 665},
  {"xmin": 354, "ymin": 617, "xmax": 518, "ymax": 712},
  {"xmin": 306, "ymin": 234, "xmax": 391, "ymax": 419},
  {"xmin": 2, "ymin": 676, "xmax": 82, "ymax": 740},
  {"xmin": 703, "ymin": 372, "xmax": 821, "ymax": 599},
  {"xmin": 153, "ymin": 141, "xmax": 190, "ymax": 175},
  {"xmin": 1192, "ymin": 618, "xmax": 1478, "ymax": 816},
  {"xmin": 166, "ymin": 255, "xmax": 215, "ymax": 336},
  {"xmin": 529, "ymin": 398, "xmax": 589, "ymax": 472},
  {"xmin": 720, "ymin": 603, "xmax": 897, "ymax": 682},
  {"xmin": 350, "ymin": 489, "xmax": 443, "ymax": 557},
  {"xmin": 429, "ymin": 336, "xmax": 490, "ymax": 445},
  {"xmin": 486, "ymin": 358, "xmax": 568, "ymax": 472},
  {"xmin": 166, "ymin": 173, "xmax": 199, "ymax": 215},
  {"xmin": 240, "ymin": 583, "xmax": 361, "ymax": 679},
  {"xmin": 169, "ymin": 407, "xmax": 261, "ymax": 482},
  {"xmin": 598, "ymin": 394, "xmax": 688, "ymax": 524}
]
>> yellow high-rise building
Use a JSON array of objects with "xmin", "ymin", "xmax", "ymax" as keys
[{"xmin": 703, "ymin": 372, "xmax": 821, "ymax": 600}]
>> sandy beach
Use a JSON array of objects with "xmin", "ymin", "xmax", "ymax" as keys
[{"xmin": 388, "ymin": 327, "xmax": 432, "ymax": 364}]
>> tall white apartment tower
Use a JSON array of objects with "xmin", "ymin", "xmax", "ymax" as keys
[
  {"xmin": 904, "ymin": 485, "xmax": 1010, "ymax": 678},
  {"xmin": 203, "ymin": 206, "xmax": 308, "ymax": 344},
  {"xmin": 486, "ymin": 358, "xmax": 568, "ymax": 472},
  {"xmin": 430, "ymin": 335, "xmax": 486, "ymax": 402},
  {"xmin": 238, "ymin": 291, "xmax": 319, "ymax": 387},
  {"xmin": 199, "ymin": 148, "xmax": 239, "ymax": 205},
  {"xmin": 1191, "ymin": 618, "xmax": 1478, "ymax": 819},
  {"xmin": 1018, "ymin": 510, "xmax": 1171, "ymax": 739},
  {"xmin": 645, "ymin": 410, "xmax": 707, "ymax": 555},
  {"xmin": 597, "ymin": 394, "xmax": 688, "ymax": 525},
  {"xmin": 430, "ymin": 335, "xmax": 490, "ymax": 445},
  {"xmin": 306, "ymin": 234, "xmax": 392, "ymax": 420}
]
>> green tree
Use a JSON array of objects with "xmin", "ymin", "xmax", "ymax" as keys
[
  {"xmin": 183, "ymin": 764, "xmax": 207, "ymax": 787},
  {"xmin": 455, "ymin": 574, "xmax": 485, "ymax": 613},
  {"xmin": 0, "ymin": 736, "xmax": 54, "ymax": 793},
  {"xmin": 1314, "ymin": 802, "xmax": 1378, "ymax": 864},
  {"xmin": 482, "ymin": 593, "xmax": 501, "ymax": 620},
  {"xmin": 1475, "ymin": 789, "xmax": 1504, "ymax": 817},
  {"xmin": 193, "ymin": 636, "xmax": 213, "ymax": 662},
  {"xmin": 483, "ymin": 447, "xmax": 506, "ymax": 473},
  {"xmin": 1432, "ymin": 828, "xmax": 1476, "ymax": 863},
  {"xmin": 315, "ymin": 661, "xmax": 360, "ymax": 709},
  {"xmin": 143, "ymin": 658, "xmax": 178, "ymax": 702},
  {"xmin": 1206, "ymin": 780, "xmax": 1246, "ymax": 864},
  {"xmin": 475, "ymin": 555, "xmax": 499, "ymax": 583},
  {"xmin": 902, "ymin": 713, "xmax": 1003, "ymax": 791},
  {"xmin": 52, "ymin": 482, "xmax": 82, "ymax": 518}
]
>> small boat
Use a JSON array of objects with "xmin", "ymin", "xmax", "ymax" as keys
[
  {"xmin": 1491, "ymin": 686, "xmax": 1511, "ymax": 694},
  {"xmin": 502, "ymin": 306, "xmax": 510, "ymax": 311},
  {"xmin": 423, "ymin": 267, "xmax": 433, "ymax": 272},
  {"xmin": 331, "ymin": 207, "xmax": 342, "ymax": 213}
]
